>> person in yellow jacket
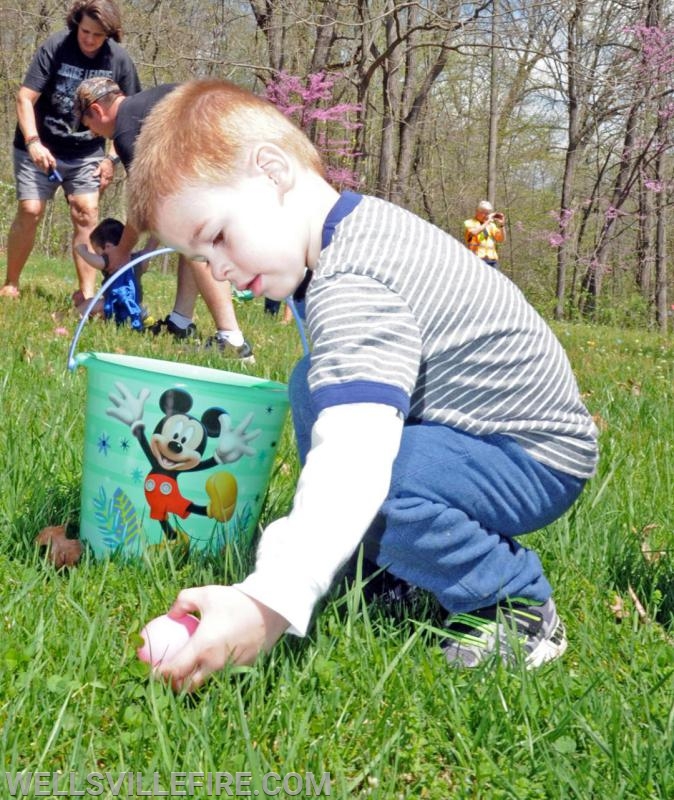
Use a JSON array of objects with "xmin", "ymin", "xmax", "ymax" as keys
[{"xmin": 464, "ymin": 200, "xmax": 506, "ymax": 268}]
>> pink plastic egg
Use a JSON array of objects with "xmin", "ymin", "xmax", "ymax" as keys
[{"xmin": 137, "ymin": 613, "xmax": 199, "ymax": 666}]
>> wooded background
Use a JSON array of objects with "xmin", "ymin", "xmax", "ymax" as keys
[{"xmin": 0, "ymin": 0, "xmax": 672, "ymax": 329}]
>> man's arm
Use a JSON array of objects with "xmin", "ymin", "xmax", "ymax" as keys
[{"xmin": 466, "ymin": 217, "xmax": 493, "ymax": 238}]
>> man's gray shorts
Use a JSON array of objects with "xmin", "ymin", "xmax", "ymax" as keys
[{"xmin": 13, "ymin": 147, "xmax": 102, "ymax": 201}]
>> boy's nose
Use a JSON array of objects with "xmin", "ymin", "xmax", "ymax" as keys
[{"xmin": 210, "ymin": 262, "xmax": 230, "ymax": 282}]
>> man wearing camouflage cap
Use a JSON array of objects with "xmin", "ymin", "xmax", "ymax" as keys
[{"xmin": 73, "ymin": 77, "xmax": 253, "ymax": 361}]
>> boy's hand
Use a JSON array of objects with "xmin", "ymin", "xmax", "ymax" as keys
[{"xmin": 157, "ymin": 586, "xmax": 289, "ymax": 692}]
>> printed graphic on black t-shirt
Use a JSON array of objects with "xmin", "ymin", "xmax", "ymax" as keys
[{"xmin": 41, "ymin": 61, "xmax": 115, "ymax": 148}]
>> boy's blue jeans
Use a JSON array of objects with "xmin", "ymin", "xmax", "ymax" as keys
[{"xmin": 289, "ymin": 355, "xmax": 586, "ymax": 613}]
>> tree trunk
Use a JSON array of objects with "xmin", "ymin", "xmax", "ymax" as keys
[
  {"xmin": 654, "ymin": 158, "xmax": 667, "ymax": 332},
  {"xmin": 578, "ymin": 98, "xmax": 643, "ymax": 316},
  {"xmin": 636, "ymin": 172, "xmax": 654, "ymax": 299},
  {"xmin": 648, "ymin": 0, "xmax": 668, "ymax": 332},
  {"xmin": 248, "ymin": 0, "xmax": 285, "ymax": 71},
  {"xmin": 391, "ymin": 26, "xmax": 454, "ymax": 205},
  {"xmin": 554, "ymin": 0, "xmax": 583, "ymax": 320},
  {"xmin": 487, "ymin": 0, "xmax": 499, "ymax": 203},
  {"xmin": 376, "ymin": 3, "xmax": 401, "ymax": 198}
]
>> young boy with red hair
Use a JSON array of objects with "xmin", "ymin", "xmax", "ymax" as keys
[{"xmin": 128, "ymin": 79, "xmax": 598, "ymax": 692}]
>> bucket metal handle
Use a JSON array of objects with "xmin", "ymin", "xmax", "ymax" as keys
[
  {"xmin": 67, "ymin": 247, "xmax": 174, "ymax": 371},
  {"xmin": 286, "ymin": 295, "xmax": 310, "ymax": 356},
  {"xmin": 67, "ymin": 245, "xmax": 311, "ymax": 371}
]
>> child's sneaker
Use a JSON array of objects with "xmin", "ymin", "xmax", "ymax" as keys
[
  {"xmin": 150, "ymin": 315, "xmax": 197, "ymax": 340},
  {"xmin": 204, "ymin": 335, "xmax": 255, "ymax": 363},
  {"xmin": 441, "ymin": 597, "xmax": 567, "ymax": 669}
]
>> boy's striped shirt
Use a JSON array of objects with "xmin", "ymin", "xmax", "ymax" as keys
[{"xmin": 306, "ymin": 194, "xmax": 598, "ymax": 479}]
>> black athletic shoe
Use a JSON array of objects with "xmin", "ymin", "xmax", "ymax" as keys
[
  {"xmin": 150, "ymin": 315, "xmax": 197, "ymax": 340},
  {"xmin": 341, "ymin": 556, "xmax": 417, "ymax": 609},
  {"xmin": 441, "ymin": 597, "xmax": 567, "ymax": 669},
  {"xmin": 361, "ymin": 568, "xmax": 418, "ymax": 607}
]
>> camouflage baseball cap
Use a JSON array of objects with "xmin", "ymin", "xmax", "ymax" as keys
[{"xmin": 72, "ymin": 77, "xmax": 122, "ymax": 129}]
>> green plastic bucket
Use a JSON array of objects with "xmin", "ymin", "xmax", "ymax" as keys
[
  {"xmin": 72, "ymin": 351, "xmax": 288, "ymax": 559},
  {"xmin": 65, "ymin": 249, "xmax": 292, "ymax": 559}
]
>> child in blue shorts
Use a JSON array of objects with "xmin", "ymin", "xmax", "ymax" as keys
[
  {"xmin": 75, "ymin": 217, "xmax": 151, "ymax": 330},
  {"xmin": 126, "ymin": 79, "xmax": 599, "ymax": 692}
]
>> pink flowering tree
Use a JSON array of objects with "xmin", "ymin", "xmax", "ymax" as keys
[
  {"xmin": 552, "ymin": 14, "xmax": 674, "ymax": 322},
  {"xmin": 265, "ymin": 71, "xmax": 362, "ymax": 190},
  {"xmin": 577, "ymin": 21, "xmax": 674, "ymax": 319},
  {"xmin": 547, "ymin": 208, "xmax": 575, "ymax": 250}
]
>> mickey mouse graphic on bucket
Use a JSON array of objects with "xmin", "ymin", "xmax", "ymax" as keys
[
  {"xmin": 106, "ymin": 382, "xmax": 260, "ymax": 544},
  {"xmin": 74, "ymin": 352, "xmax": 288, "ymax": 559},
  {"xmin": 68, "ymin": 249, "xmax": 290, "ymax": 560}
]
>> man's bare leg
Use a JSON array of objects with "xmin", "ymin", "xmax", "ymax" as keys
[
  {"xmin": 69, "ymin": 191, "xmax": 100, "ymax": 299},
  {"xmin": 156, "ymin": 256, "xmax": 253, "ymax": 360},
  {"xmin": 177, "ymin": 257, "xmax": 241, "ymax": 330}
]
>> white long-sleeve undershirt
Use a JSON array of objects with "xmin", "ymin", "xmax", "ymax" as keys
[{"xmin": 236, "ymin": 402, "xmax": 403, "ymax": 635}]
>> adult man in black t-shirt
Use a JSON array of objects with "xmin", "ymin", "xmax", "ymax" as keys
[
  {"xmin": 73, "ymin": 77, "xmax": 253, "ymax": 361},
  {"xmin": 1, "ymin": 0, "xmax": 140, "ymax": 301}
]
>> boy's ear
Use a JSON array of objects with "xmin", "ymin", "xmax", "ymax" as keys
[{"xmin": 253, "ymin": 143, "xmax": 293, "ymax": 190}]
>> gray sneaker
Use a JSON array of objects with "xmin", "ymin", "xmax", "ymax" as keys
[
  {"xmin": 204, "ymin": 335, "xmax": 256, "ymax": 364},
  {"xmin": 441, "ymin": 597, "xmax": 567, "ymax": 669}
]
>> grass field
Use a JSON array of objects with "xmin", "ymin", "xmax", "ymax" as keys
[{"xmin": 1, "ymin": 255, "xmax": 673, "ymax": 799}]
